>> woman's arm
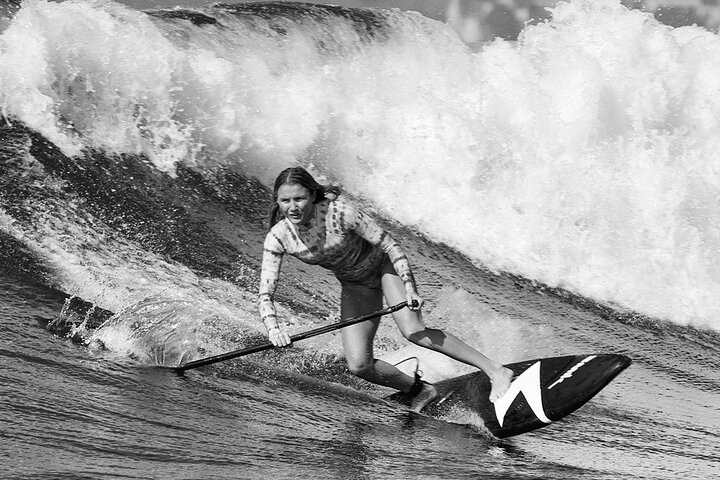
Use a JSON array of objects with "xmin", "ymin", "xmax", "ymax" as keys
[
  {"xmin": 258, "ymin": 233, "xmax": 292, "ymax": 345},
  {"xmin": 258, "ymin": 248, "xmax": 282, "ymax": 330}
]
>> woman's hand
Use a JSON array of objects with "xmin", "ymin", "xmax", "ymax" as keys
[
  {"xmin": 268, "ymin": 326, "xmax": 292, "ymax": 347},
  {"xmin": 407, "ymin": 290, "xmax": 424, "ymax": 311}
]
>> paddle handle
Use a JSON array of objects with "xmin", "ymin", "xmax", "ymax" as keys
[{"xmin": 175, "ymin": 301, "xmax": 408, "ymax": 373}]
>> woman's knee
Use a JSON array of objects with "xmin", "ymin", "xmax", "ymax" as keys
[
  {"xmin": 346, "ymin": 357, "xmax": 375, "ymax": 378},
  {"xmin": 405, "ymin": 327, "xmax": 447, "ymax": 349},
  {"xmin": 395, "ymin": 317, "xmax": 428, "ymax": 342}
]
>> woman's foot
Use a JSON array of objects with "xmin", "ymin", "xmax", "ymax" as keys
[
  {"xmin": 489, "ymin": 366, "xmax": 515, "ymax": 403},
  {"xmin": 410, "ymin": 381, "xmax": 437, "ymax": 413}
]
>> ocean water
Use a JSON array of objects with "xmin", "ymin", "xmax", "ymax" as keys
[{"xmin": 1, "ymin": 0, "xmax": 718, "ymax": 478}]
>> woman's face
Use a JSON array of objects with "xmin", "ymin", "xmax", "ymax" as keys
[{"xmin": 276, "ymin": 183, "xmax": 315, "ymax": 225}]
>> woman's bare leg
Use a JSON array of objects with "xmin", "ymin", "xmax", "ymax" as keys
[
  {"xmin": 340, "ymin": 283, "xmax": 415, "ymax": 392},
  {"xmin": 381, "ymin": 264, "xmax": 514, "ymax": 403}
]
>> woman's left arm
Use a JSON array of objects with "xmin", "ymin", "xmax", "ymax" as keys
[{"xmin": 344, "ymin": 201, "xmax": 422, "ymax": 309}]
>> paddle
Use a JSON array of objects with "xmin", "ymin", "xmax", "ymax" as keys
[{"xmin": 174, "ymin": 301, "xmax": 409, "ymax": 373}]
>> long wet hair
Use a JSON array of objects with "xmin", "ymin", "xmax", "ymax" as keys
[{"xmin": 267, "ymin": 167, "xmax": 342, "ymax": 229}]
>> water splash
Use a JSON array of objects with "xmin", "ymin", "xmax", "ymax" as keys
[
  {"xmin": 88, "ymin": 297, "xmax": 258, "ymax": 367},
  {"xmin": 1, "ymin": 0, "xmax": 719, "ymax": 331}
]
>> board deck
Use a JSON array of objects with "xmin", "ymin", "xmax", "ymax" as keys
[{"xmin": 386, "ymin": 353, "xmax": 631, "ymax": 438}]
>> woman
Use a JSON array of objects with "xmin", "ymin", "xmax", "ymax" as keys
[{"xmin": 258, "ymin": 167, "xmax": 513, "ymax": 412}]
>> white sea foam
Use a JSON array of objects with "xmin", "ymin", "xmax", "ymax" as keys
[{"xmin": 1, "ymin": 0, "xmax": 718, "ymax": 330}]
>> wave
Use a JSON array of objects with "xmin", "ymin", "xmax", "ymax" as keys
[{"xmin": 1, "ymin": 0, "xmax": 719, "ymax": 335}]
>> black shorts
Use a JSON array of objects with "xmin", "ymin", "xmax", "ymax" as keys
[{"xmin": 334, "ymin": 252, "xmax": 392, "ymax": 291}]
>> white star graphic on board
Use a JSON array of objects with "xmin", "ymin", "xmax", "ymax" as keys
[{"xmin": 493, "ymin": 361, "xmax": 552, "ymax": 427}]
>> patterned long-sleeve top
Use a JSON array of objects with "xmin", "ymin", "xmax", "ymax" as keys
[{"xmin": 258, "ymin": 195, "xmax": 415, "ymax": 330}]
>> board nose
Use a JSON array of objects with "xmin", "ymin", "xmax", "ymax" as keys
[
  {"xmin": 606, "ymin": 353, "xmax": 632, "ymax": 373},
  {"xmin": 578, "ymin": 353, "xmax": 633, "ymax": 389}
]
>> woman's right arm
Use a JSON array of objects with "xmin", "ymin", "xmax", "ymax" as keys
[{"xmin": 258, "ymin": 233, "xmax": 292, "ymax": 346}]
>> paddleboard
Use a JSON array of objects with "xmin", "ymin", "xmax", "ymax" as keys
[{"xmin": 386, "ymin": 353, "xmax": 631, "ymax": 438}]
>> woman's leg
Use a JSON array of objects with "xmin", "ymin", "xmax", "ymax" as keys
[
  {"xmin": 340, "ymin": 282, "xmax": 415, "ymax": 392},
  {"xmin": 381, "ymin": 263, "xmax": 514, "ymax": 403}
]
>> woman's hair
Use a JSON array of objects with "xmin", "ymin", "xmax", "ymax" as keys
[{"xmin": 267, "ymin": 167, "xmax": 342, "ymax": 229}]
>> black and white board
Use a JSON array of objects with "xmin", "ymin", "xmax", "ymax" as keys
[{"xmin": 388, "ymin": 353, "xmax": 632, "ymax": 438}]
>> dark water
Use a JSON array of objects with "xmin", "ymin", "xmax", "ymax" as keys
[
  {"xmin": 1, "ymin": 1, "xmax": 720, "ymax": 478},
  {"xmin": 2, "ymin": 235, "xmax": 718, "ymax": 479}
]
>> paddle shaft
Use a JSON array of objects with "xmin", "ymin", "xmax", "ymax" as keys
[{"xmin": 175, "ymin": 301, "xmax": 408, "ymax": 373}]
